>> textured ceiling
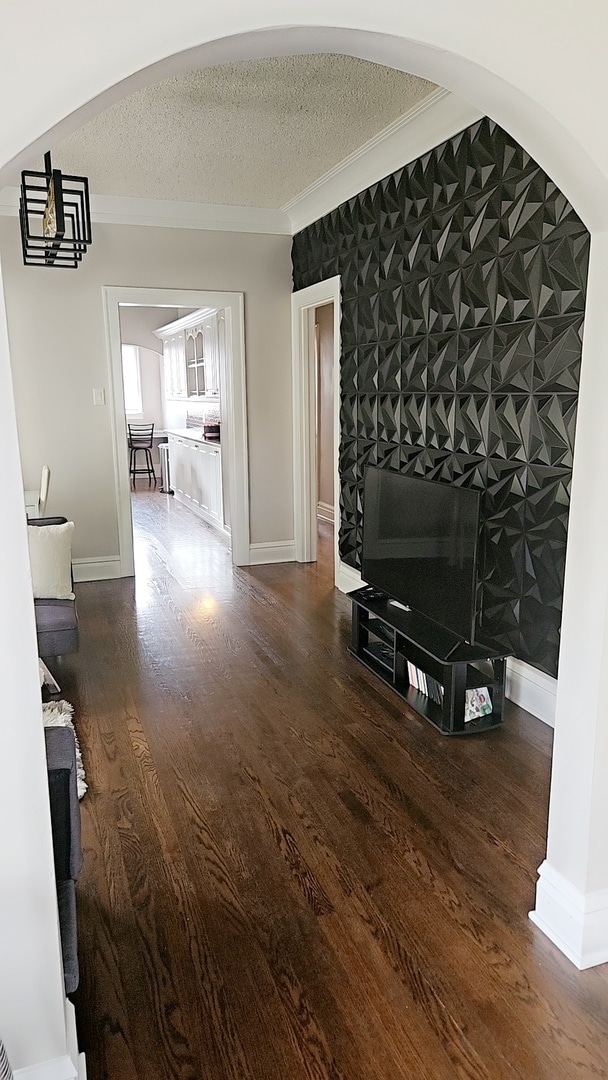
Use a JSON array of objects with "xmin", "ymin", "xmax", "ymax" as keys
[{"xmin": 52, "ymin": 55, "xmax": 437, "ymax": 208}]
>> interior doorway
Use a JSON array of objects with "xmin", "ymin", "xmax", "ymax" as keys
[
  {"xmin": 118, "ymin": 303, "xmax": 194, "ymax": 486},
  {"xmin": 292, "ymin": 276, "xmax": 341, "ymax": 584},
  {"xmin": 104, "ymin": 286, "xmax": 250, "ymax": 577},
  {"xmin": 314, "ymin": 302, "xmax": 336, "ymax": 572},
  {"xmin": 314, "ymin": 302, "xmax": 335, "ymax": 529}
]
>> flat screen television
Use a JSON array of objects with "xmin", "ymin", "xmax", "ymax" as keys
[{"xmin": 361, "ymin": 467, "xmax": 481, "ymax": 644}]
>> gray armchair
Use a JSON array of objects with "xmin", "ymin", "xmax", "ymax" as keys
[{"xmin": 29, "ymin": 516, "xmax": 79, "ymax": 659}]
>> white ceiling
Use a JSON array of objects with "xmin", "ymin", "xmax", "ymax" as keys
[{"xmin": 52, "ymin": 55, "xmax": 437, "ymax": 209}]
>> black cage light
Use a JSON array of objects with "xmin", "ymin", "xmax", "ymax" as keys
[{"xmin": 19, "ymin": 152, "xmax": 92, "ymax": 268}]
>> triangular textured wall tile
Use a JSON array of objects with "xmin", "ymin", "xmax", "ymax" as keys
[{"xmin": 292, "ymin": 116, "xmax": 590, "ymax": 676}]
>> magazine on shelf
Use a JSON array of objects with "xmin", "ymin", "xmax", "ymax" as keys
[
  {"xmin": 405, "ymin": 663, "xmax": 492, "ymax": 720},
  {"xmin": 426, "ymin": 675, "xmax": 444, "ymax": 705},
  {"xmin": 464, "ymin": 687, "xmax": 493, "ymax": 722}
]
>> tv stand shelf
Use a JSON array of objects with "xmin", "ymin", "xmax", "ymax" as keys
[{"xmin": 349, "ymin": 588, "xmax": 509, "ymax": 736}]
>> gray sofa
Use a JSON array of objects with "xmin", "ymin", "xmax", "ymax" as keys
[{"xmin": 45, "ymin": 725, "xmax": 83, "ymax": 994}]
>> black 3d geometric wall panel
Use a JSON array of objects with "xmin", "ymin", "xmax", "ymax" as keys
[{"xmin": 292, "ymin": 118, "xmax": 590, "ymax": 676}]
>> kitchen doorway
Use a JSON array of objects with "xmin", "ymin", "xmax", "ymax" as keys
[{"xmin": 104, "ymin": 286, "xmax": 250, "ymax": 577}]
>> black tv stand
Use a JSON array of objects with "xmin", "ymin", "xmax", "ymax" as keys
[
  {"xmin": 348, "ymin": 587, "xmax": 509, "ymax": 735},
  {"xmin": 443, "ymin": 640, "xmax": 463, "ymax": 661}
]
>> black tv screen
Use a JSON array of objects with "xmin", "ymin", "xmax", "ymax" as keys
[{"xmin": 361, "ymin": 467, "xmax": 481, "ymax": 643}]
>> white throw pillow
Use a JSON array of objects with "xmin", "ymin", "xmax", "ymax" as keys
[{"xmin": 28, "ymin": 521, "xmax": 75, "ymax": 600}]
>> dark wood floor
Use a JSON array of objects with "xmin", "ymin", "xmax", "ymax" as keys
[{"xmin": 54, "ymin": 489, "xmax": 608, "ymax": 1079}]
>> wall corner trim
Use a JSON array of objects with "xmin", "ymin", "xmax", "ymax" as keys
[{"xmin": 530, "ymin": 860, "xmax": 608, "ymax": 969}]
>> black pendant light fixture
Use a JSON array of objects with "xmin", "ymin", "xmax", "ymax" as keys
[{"xmin": 19, "ymin": 152, "xmax": 92, "ymax": 267}]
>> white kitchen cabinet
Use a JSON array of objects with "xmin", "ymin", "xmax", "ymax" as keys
[
  {"xmin": 184, "ymin": 324, "xmax": 205, "ymax": 397},
  {"xmin": 200, "ymin": 440, "xmax": 223, "ymax": 526},
  {"xmin": 168, "ymin": 436, "xmax": 187, "ymax": 499},
  {"xmin": 202, "ymin": 315, "xmax": 219, "ymax": 396},
  {"xmin": 161, "ymin": 331, "xmax": 187, "ymax": 399},
  {"xmin": 167, "ymin": 432, "xmax": 225, "ymax": 534},
  {"xmin": 156, "ymin": 310, "xmax": 221, "ymax": 401}
]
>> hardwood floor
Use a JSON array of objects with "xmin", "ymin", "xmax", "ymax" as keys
[{"xmin": 54, "ymin": 489, "xmax": 608, "ymax": 1078}]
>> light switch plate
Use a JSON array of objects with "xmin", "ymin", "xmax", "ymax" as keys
[{"xmin": 92, "ymin": 388, "xmax": 106, "ymax": 406}]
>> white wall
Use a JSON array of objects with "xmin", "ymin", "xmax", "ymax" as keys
[
  {"xmin": 0, "ymin": 261, "xmax": 72, "ymax": 1076},
  {"xmin": 135, "ymin": 346, "xmax": 164, "ymax": 432},
  {"xmin": 1, "ymin": 219, "xmax": 293, "ymax": 559},
  {"xmin": 119, "ymin": 304, "xmax": 180, "ymax": 354},
  {"xmin": 119, "ymin": 307, "xmax": 169, "ymax": 435}
]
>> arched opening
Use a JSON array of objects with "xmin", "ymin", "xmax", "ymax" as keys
[{"xmin": 3, "ymin": 15, "xmax": 608, "ymax": 1075}]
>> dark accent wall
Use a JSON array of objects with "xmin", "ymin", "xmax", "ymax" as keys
[{"xmin": 292, "ymin": 118, "xmax": 590, "ymax": 676}]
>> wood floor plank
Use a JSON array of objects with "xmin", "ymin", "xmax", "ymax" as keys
[{"xmin": 49, "ymin": 490, "xmax": 608, "ymax": 1080}]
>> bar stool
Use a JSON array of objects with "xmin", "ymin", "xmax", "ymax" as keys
[
  {"xmin": 25, "ymin": 463, "xmax": 51, "ymax": 518},
  {"xmin": 128, "ymin": 423, "xmax": 156, "ymax": 485}
]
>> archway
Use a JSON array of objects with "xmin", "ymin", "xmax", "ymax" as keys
[{"xmin": 3, "ymin": 11, "xmax": 608, "ymax": 1075}]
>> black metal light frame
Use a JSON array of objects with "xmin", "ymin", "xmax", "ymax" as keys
[{"xmin": 19, "ymin": 152, "xmax": 92, "ymax": 268}]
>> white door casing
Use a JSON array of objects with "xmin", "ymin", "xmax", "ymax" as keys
[
  {"xmin": 291, "ymin": 277, "xmax": 341, "ymax": 582},
  {"xmin": 103, "ymin": 286, "xmax": 250, "ymax": 573}
]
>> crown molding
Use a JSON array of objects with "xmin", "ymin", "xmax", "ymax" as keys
[
  {"xmin": 283, "ymin": 89, "xmax": 484, "ymax": 234},
  {"xmin": 152, "ymin": 307, "xmax": 215, "ymax": 337},
  {"xmin": 0, "ymin": 187, "xmax": 291, "ymax": 235},
  {"xmin": 0, "ymin": 92, "xmax": 482, "ymax": 239}
]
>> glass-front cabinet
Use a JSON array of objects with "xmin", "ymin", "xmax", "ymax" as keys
[
  {"xmin": 185, "ymin": 326, "xmax": 206, "ymax": 397},
  {"xmin": 155, "ymin": 309, "xmax": 220, "ymax": 402}
]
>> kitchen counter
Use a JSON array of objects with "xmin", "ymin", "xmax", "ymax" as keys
[
  {"xmin": 165, "ymin": 428, "xmax": 221, "ymax": 446},
  {"xmin": 166, "ymin": 430, "xmax": 225, "ymax": 533}
]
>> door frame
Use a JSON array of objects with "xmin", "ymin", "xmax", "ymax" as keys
[
  {"xmin": 103, "ymin": 285, "xmax": 250, "ymax": 575},
  {"xmin": 291, "ymin": 276, "xmax": 341, "ymax": 583}
]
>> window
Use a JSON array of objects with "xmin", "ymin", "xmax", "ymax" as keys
[{"xmin": 122, "ymin": 344, "xmax": 142, "ymax": 414}]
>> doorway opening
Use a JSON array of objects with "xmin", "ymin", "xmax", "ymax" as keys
[
  {"xmin": 314, "ymin": 302, "xmax": 336, "ymax": 576},
  {"xmin": 104, "ymin": 286, "xmax": 250, "ymax": 578},
  {"xmin": 292, "ymin": 276, "xmax": 341, "ymax": 585},
  {"xmin": 118, "ymin": 302, "xmax": 196, "ymax": 488}
]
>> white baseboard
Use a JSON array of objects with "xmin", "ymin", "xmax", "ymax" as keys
[
  {"xmin": 14, "ymin": 1056, "xmax": 78, "ymax": 1080},
  {"xmin": 335, "ymin": 560, "xmax": 555, "ymax": 727},
  {"xmin": 72, "ymin": 556, "xmax": 123, "ymax": 582},
  {"xmin": 317, "ymin": 502, "xmax": 335, "ymax": 524},
  {"xmin": 505, "ymin": 656, "xmax": 556, "ymax": 727},
  {"xmin": 249, "ymin": 540, "xmax": 296, "ymax": 565},
  {"xmin": 65, "ymin": 1001, "xmax": 85, "ymax": 1079},
  {"xmin": 11, "ymin": 998, "xmax": 85, "ymax": 1079},
  {"xmin": 337, "ymin": 560, "xmax": 363, "ymax": 594},
  {"xmin": 530, "ymin": 860, "xmax": 608, "ymax": 969}
]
